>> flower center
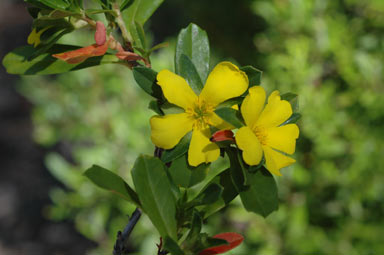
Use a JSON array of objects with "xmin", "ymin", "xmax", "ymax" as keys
[
  {"xmin": 186, "ymin": 99, "xmax": 214, "ymax": 130},
  {"xmin": 253, "ymin": 126, "xmax": 267, "ymax": 145}
]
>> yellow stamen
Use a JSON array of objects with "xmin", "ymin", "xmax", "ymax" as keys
[
  {"xmin": 253, "ymin": 126, "xmax": 268, "ymax": 145},
  {"xmin": 186, "ymin": 99, "xmax": 214, "ymax": 130}
]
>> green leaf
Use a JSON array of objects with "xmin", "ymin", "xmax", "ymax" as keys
[
  {"xmin": 26, "ymin": 0, "xmax": 71, "ymax": 10},
  {"xmin": 283, "ymin": 113, "xmax": 301, "ymax": 124},
  {"xmin": 187, "ymin": 155, "xmax": 229, "ymax": 202},
  {"xmin": 214, "ymin": 107, "xmax": 244, "ymax": 129},
  {"xmin": 281, "ymin": 92, "xmax": 299, "ymax": 111},
  {"xmin": 163, "ymin": 236, "xmax": 185, "ymax": 255},
  {"xmin": 122, "ymin": 0, "xmax": 164, "ymax": 25},
  {"xmin": 120, "ymin": 0, "xmax": 134, "ymax": 12},
  {"xmin": 188, "ymin": 183, "xmax": 223, "ymax": 207},
  {"xmin": 178, "ymin": 54, "xmax": 204, "ymax": 94},
  {"xmin": 198, "ymin": 169, "xmax": 239, "ymax": 218},
  {"xmin": 240, "ymin": 65, "xmax": 262, "ymax": 87},
  {"xmin": 2, "ymin": 44, "xmax": 119, "ymax": 75},
  {"xmin": 129, "ymin": 20, "xmax": 147, "ymax": 51},
  {"xmin": 187, "ymin": 210, "xmax": 202, "ymax": 241},
  {"xmin": 132, "ymin": 66, "xmax": 163, "ymax": 99},
  {"xmin": 175, "ymin": 23, "xmax": 210, "ymax": 83},
  {"xmin": 84, "ymin": 165, "xmax": 140, "ymax": 206},
  {"xmin": 239, "ymin": 167, "xmax": 278, "ymax": 217},
  {"xmin": 167, "ymin": 154, "xmax": 208, "ymax": 188},
  {"xmin": 161, "ymin": 132, "xmax": 192, "ymax": 163},
  {"xmin": 148, "ymin": 100, "xmax": 163, "ymax": 115},
  {"xmin": 226, "ymin": 147, "xmax": 248, "ymax": 191},
  {"xmin": 216, "ymin": 97, "xmax": 243, "ymax": 109},
  {"xmin": 131, "ymin": 155, "xmax": 178, "ymax": 240}
]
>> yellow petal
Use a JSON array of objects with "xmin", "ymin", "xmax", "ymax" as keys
[
  {"xmin": 266, "ymin": 124, "xmax": 299, "ymax": 154},
  {"xmin": 262, "ymin": 146, "xmax": 296, "ymax": 176},
  {"xmin": 209, "ymin": 112, "xmax": 234, "ymax": 130},
  {"xmin": 150, "ymin": 113, "xmax": 193, "ymax": 149},
  {"xmin": 241, "ymin": 86, "xmax": 266, "ymax": 129},
  {"xmin": 236, "ymin": 126, "xmax": 263, "ymax": 166},
  {"xmin": 256, "ymin": 90, "xmax": 292, "ymax": 128},
  {"xmin": 188, "ymin": 128, "xmax": 220, "ymax": 166},
  {"xmin": 199, "ymin": 62, "xmax": 248, "ymax": 107},
  {"xmin": 157, "ymin": 70, "xmax": 198, "ymax": 110}
]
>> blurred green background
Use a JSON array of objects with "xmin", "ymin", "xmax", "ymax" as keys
[{"xmin": 9, "ymin": 0, "xmax": 384, "ymax": 254}]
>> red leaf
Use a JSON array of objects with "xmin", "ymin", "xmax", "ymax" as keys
[
  {"xmin": 210, "ymin": 130, "xmax": 235, "ymax": 143},
  {"xmin": 200, "ymin": 232, "xmax": 244, "ymax": 255},
  {"xmin": 94, "ymin": 21, "xmax": 106, "ymax": 46},
  {"xmin": 52, "ymin": 42, "xmax": 109, "ymax": 64}
]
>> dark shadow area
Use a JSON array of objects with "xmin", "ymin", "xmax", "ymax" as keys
[{"xmin": 0, "ymin": 1, "xmax": 96, "ymax": 254}]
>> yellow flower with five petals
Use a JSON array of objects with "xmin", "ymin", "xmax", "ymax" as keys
[
  {"xmin": 150, "ymin": 62, "xmax": 248, "ymax": 166},
  {"xmin": 236, "ymin": 86, "xmax": 299, "ymax": 176}
]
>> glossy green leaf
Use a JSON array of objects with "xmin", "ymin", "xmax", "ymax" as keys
[
  {"xmin": 226, "ymin": 147, "xmax": 248, "ymax": 192},
  {"xmin": 178, "ymin": 54, "xmax": 204, "ymax": 94},
  {"xmin": 132, "ymin": 66, "xmax": 163, "ymax": 99},
  {"xmin": 198, "ymin": 168, "xmax": 239, "ymax": 218},
  {"xmin": 281, "ymin": 92, "xmax": 299, "ymax": 111},
  {"xmin": 187, "ymin": 155, "xmax": 229, "ymax": 202},
  {"xmin": 167, "ymin": 154, "xmax": 208, "ymax": 188},
  {"xmin": 163, "ymin": 236, "xmax": 184, "ymax": 255},
  {"xmin": 148, "ymin": 100, "xmax": 163, "ymax": 115},
  {"xmin": 175, "ymin": 23, "xmax": 210, "ymax": 83},
  {"xmin": 120, "ymin": 0, "xmax": 134, "ymax": 12},
  {"xmin": 129, "ymin": 20, "xmax": 147, "ymax": 51},
  {"xmin": 283, "ymin": 113, "xmax": 302, "ymax": 125},
  {"xmin": 239, "ymin": 167, "xmax": 278, "ymax": 217},
  {"xmin": 240, "ymin": 65, "xmax": 262, "ymax": 87},
  {"xmin": 187, "ymin": 210, "xmax": 202, "ymax": 242},
  {"xmin": 84, "ymin": 165, "xmax": 140, "ymax": 206},
  {"xmin": 188, "ymin": 183, "xmax": 223, "ymax": 207},
  {"xmin": 122, "ymin": 0, "xmax": 164, "ymax": 25},
  {"xmin": 216, "ymin": 97, "xmax": 243, "ymax": 109},
  {"xmin": 214, "ymin": 107, "xmax": 244, "ymax": 129},
  {"xmin": 26, "ymin": 0, "xmax": 70, "ymax": 10},
  {"xmin": 131, "ymin": 155, "xmax": 177, "ymax": 240},
  {"xmin": 2, "ymin": 44, "xmax": 119, "ymax": 75},
  {"xmin": 161, "ymin": 132, "xmax": 191, "ymax": 163}
]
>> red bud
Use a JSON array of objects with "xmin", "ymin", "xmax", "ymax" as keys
[
  {"xmin": 199, "ymin": 232, "xmax": 244, "ymax": 255},
  {"xmin": 94, "ymin": 21, "xmax": 106, "ymax": 46},
  {"xmin": 210, "ymin": 130, "xmax": 235, "ymax": 143}
]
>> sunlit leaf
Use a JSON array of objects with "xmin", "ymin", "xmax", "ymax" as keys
[
  {"xmin": 84, "ymin": 165, "xmax": 140, "ymax": 206},
  {"xmin": 175, "ymin": 23, "xmax": 210, "ymax": 83},
  {"xmin": 2, "ymin": 44, "xmax": 119, "ymax": 75},
  {"xmin": 131, "ymin": 155, "xmax": 178, "ymax": 240}
]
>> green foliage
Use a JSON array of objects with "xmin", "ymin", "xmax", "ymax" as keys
[
  {"xmin": 84, "ymin": 165, "xmax": 140, "ymax": 206},
  {"xmin": 2, "ymin": 44, "xmax": 118, "ymax": 75},
  {"xmin": 175, "ymin": 23, "xmax": 210, "ymax": 84},
  {"xmin": 178, "ymin": 54, "xmax": 204, "ymax": 94},
  {"xmin": 214, "ymin": 107, "xmax": 244, "ymax": 129},
  {"xmin": 122, "ymin": 0, "xmax": 164, "ymax": 26},
  {"xmin": 131, "ymin": 155, "xmax": 178, "ymax": 240}
]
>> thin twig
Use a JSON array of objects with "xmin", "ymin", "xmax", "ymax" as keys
[{"xmin": 113, "ymin": 208, "xmax": 142, "ymax": 255}]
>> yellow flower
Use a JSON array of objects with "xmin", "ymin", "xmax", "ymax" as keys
[
  {"xmin": 236, "ymin": 86, "xmax": 299, "ymax": 176},
  {"xmin": 27, "ymin": 27, "xmax": 49, "ymax": 47},
  {"xmin": 151, "ymin": 62, "xmax": 248, "ymax": 166}
]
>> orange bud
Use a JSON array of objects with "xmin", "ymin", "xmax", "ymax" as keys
[
  {"xmin": 200, "ymin": 232, "xmax": 244, "ymax": 255},
  {"xmin": 115, "ymin": 51, "xmax": 145, "ymax": 62},
  {"xmin": 94, "ymin": 21, "xmax": 106, "ymax": 46},
  {"xmin": 52, "ymin": 42, "xmax": 109, "ymax": 64},
  {"xmin": 210, "ymin": 130, "xmax": 235, "ymax": 143}
]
